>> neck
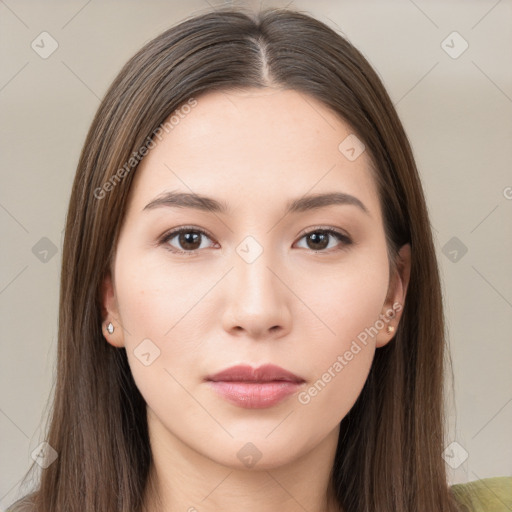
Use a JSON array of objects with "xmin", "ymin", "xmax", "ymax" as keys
[{"xmin": 142, "ymin": 409, "xmax": 342, "ymax": 512}]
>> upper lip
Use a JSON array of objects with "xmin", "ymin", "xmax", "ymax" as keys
[{"xmin": 206, "ymin": 364, "xmax": 305, "ymax": 383}]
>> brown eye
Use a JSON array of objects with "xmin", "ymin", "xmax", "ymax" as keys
[
  {"xmin": 305, "ymin": 232, "xmax": 330, "ymax": 250},
  {"xmin": 161, "ymin": 228, "xmax": 215, "ymax": 255},
  {"xmin": 176, "ymin": 231, "xmax": 202, "ymax": 250},
  {"xmin": 295, "ymin": 228, "xmax": 352, "ymax": 252}
]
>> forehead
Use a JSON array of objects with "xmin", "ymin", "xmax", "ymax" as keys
[{"xmin": 126, "ymin": 87, "xmax": 381, "ymax": 220}]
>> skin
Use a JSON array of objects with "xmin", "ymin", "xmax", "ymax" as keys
[{"xmin": 101, "ymin": 87, "xmax": 411, "ymax": 512}]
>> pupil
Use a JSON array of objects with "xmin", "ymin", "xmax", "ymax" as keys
[
  {"xmin": 309, "ymin": 232, "xmax": 328, "ymax": 250},
  {"xmin": 180, "ymin": 232, "xmax": 200, "ymax": 249}
]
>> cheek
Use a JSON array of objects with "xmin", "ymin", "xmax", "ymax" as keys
[
  {"xmin": 317, "ymin": 272, "xmax": 388, "ymax": 338},
  {"xmin": 111, "ymin": 251, "xmax": 202, "ymax": 407},
  {"xmin": 115, "ymin": 269, "xmax": 202, "ymax": 427},
  {"xmin": 294, "ymin": 299, "xmax": 383, "ymax": 429},
  {"xmin": 114, "ymin": 251, "xmax": 204, "ymax": 346},
  {"xmin": 292, "ymin": 250, "xmax": 389, "ymax": 421},
  {"xmin": 294, "ymin": 241, "xmax": 390, "ymax": 348}
]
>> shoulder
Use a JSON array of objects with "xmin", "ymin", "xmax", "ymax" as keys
[
  {"xmin": 6, "ymin": 492, "xmax": 37, "ymax": 512},
  {"xmin": 450, "ymin": 476, "xmax": 512, "ymax": 512}
]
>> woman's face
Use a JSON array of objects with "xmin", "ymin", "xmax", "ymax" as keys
[{"xmin": 102, "ymin": 87, "xmax": 409, "ymax": 470}]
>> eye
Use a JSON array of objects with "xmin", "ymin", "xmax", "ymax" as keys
[
  {"xmin": 159, "ymin": 225, "xmax": 353, "ymax": 256},
  {"xmin": 294, "ymin": 227, "xmax": 353, "ymax": 253},
  {"xmin": 160, "ymin": 227, "xmax": 217, "ymax": 256}
]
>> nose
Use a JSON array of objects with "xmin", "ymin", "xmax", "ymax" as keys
[{"xmin": 221, "ymin": 246, "xmax": 292, "ymax": 340}]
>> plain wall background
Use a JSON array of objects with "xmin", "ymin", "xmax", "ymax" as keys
[{"xmin": 1, "ymin": 0, "xmax": 511, "ymax": 507}]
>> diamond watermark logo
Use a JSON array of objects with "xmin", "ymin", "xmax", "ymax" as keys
[
  {"xmin": 237, "ymin": 442, "xmax": 262, "ymax": 468},
  {"xmin": 441, "ymin": 31, "xmax": 468, "ymax": 59},
  {"xmin": 442, "ymin": 441, "xmax": 469, "ymax": 469},
  {"xmin": 32, "ymin": 237, "xmax": 58, "ymax": 263},
  {"xmin": 236, "ymin": 235, "xmax": 263, "ymax": 264},
  {"xmin": 134, "ymin": 338, "xmax": 161, "ymax": 366},
  {"xmin": 338, "ymin": 134, "xmax": 365, "ymax": 161},
  {"xmin": 31, "ymin": 441, "xmax": 58, "ymax": 468},
  {"xmin": 442, "ymin": 236, "xmax": 468, "ymax": 263},
  {"xmin": 31, "ymin": 31, "xmax": 59, "ymax": 59}
]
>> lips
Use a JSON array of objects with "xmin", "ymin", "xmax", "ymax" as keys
[
  {"xmin": 205, "ymin": 364, "xmax": 305, "ymax": 409},
  {"xmin": 205, "ymin": 363, "xmax": 305, "ymax": 384}
]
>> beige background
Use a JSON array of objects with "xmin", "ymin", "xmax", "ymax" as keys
[{"xmin": 1, "ymin": 0, "xmax": 511, "ymax": 507}]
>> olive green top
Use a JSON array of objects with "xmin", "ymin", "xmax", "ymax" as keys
[{"xmin": 451, "ymin": 476, "xmax": 512, "ymax": 511}]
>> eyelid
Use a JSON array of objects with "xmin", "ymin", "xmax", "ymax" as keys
[
  {"xmin": 296, "ymin": 224, "xmax": 352, "ymax": 242},
  {"xmin": 161, "ymin": 225, "xmax": 215, "ymax": 241}
]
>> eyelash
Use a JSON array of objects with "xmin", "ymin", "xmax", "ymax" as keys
[{"xmin": 159, "ymin": 225, "xmax": 353, "ymax": 257}]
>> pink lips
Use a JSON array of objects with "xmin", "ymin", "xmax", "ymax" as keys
[{"xmin": 205, "ymin": 364, "xmax": 305, "ymax": 409}]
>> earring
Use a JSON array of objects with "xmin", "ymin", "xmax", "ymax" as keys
[
  {"xmin": 386, "ymin": 325, "xmax": 395, "ymax": 335},
  {"xmin": 106, "ymin": 322, "xmax": 114, "ymax": 334}
]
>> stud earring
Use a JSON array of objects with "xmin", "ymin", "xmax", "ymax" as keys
[
  {"xmin": 106, "ymin": 322, "xmax": 114, "ymax": 334},
  {"xmin": 386, "ymin": 325, "xmax": 395, "ymax": 335}
]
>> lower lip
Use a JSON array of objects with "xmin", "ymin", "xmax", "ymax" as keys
[{"xmin": 207, "ymin": 381, "xmax": 303, "ymax": 409}]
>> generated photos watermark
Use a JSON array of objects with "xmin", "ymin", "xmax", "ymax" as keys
[
  {"xmin": 297, "ymin": 301, "xmax": 402, "ymax": 405},
  {"xmin": 93, "ymin": 97, "xmax": 198, "ymax": 200}
]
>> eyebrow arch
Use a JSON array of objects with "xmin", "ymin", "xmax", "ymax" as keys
[{"xmin": 143, "ymin": 190, "xmax": 370, "ymax": 216}]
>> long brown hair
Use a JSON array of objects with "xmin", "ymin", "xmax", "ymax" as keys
[{"xmin": 9, "ymin": 5, "xmax": 461, "ymax": 512}]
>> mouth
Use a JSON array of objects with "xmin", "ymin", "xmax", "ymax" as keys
[{"xmin": 205, "ymin": 364, "xmax": 305, "ymax": 409}]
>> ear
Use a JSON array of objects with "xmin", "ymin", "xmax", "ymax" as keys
[
  {"xmin": 100, "ymin": 271, "xmax": 125, "ymax": 348},
  {"xmin": 376, "ymin": 243, "xmax": 411, "ymax": 348}
]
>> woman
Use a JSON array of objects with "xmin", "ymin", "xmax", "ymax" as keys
[{"xmin": 8, "ymin": 5, "xmax": 511, "ymax": 512}]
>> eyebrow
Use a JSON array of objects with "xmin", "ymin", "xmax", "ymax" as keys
[{"xmin": 143, "ymin": 190, "xmax": 370, "ymax": 216}]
